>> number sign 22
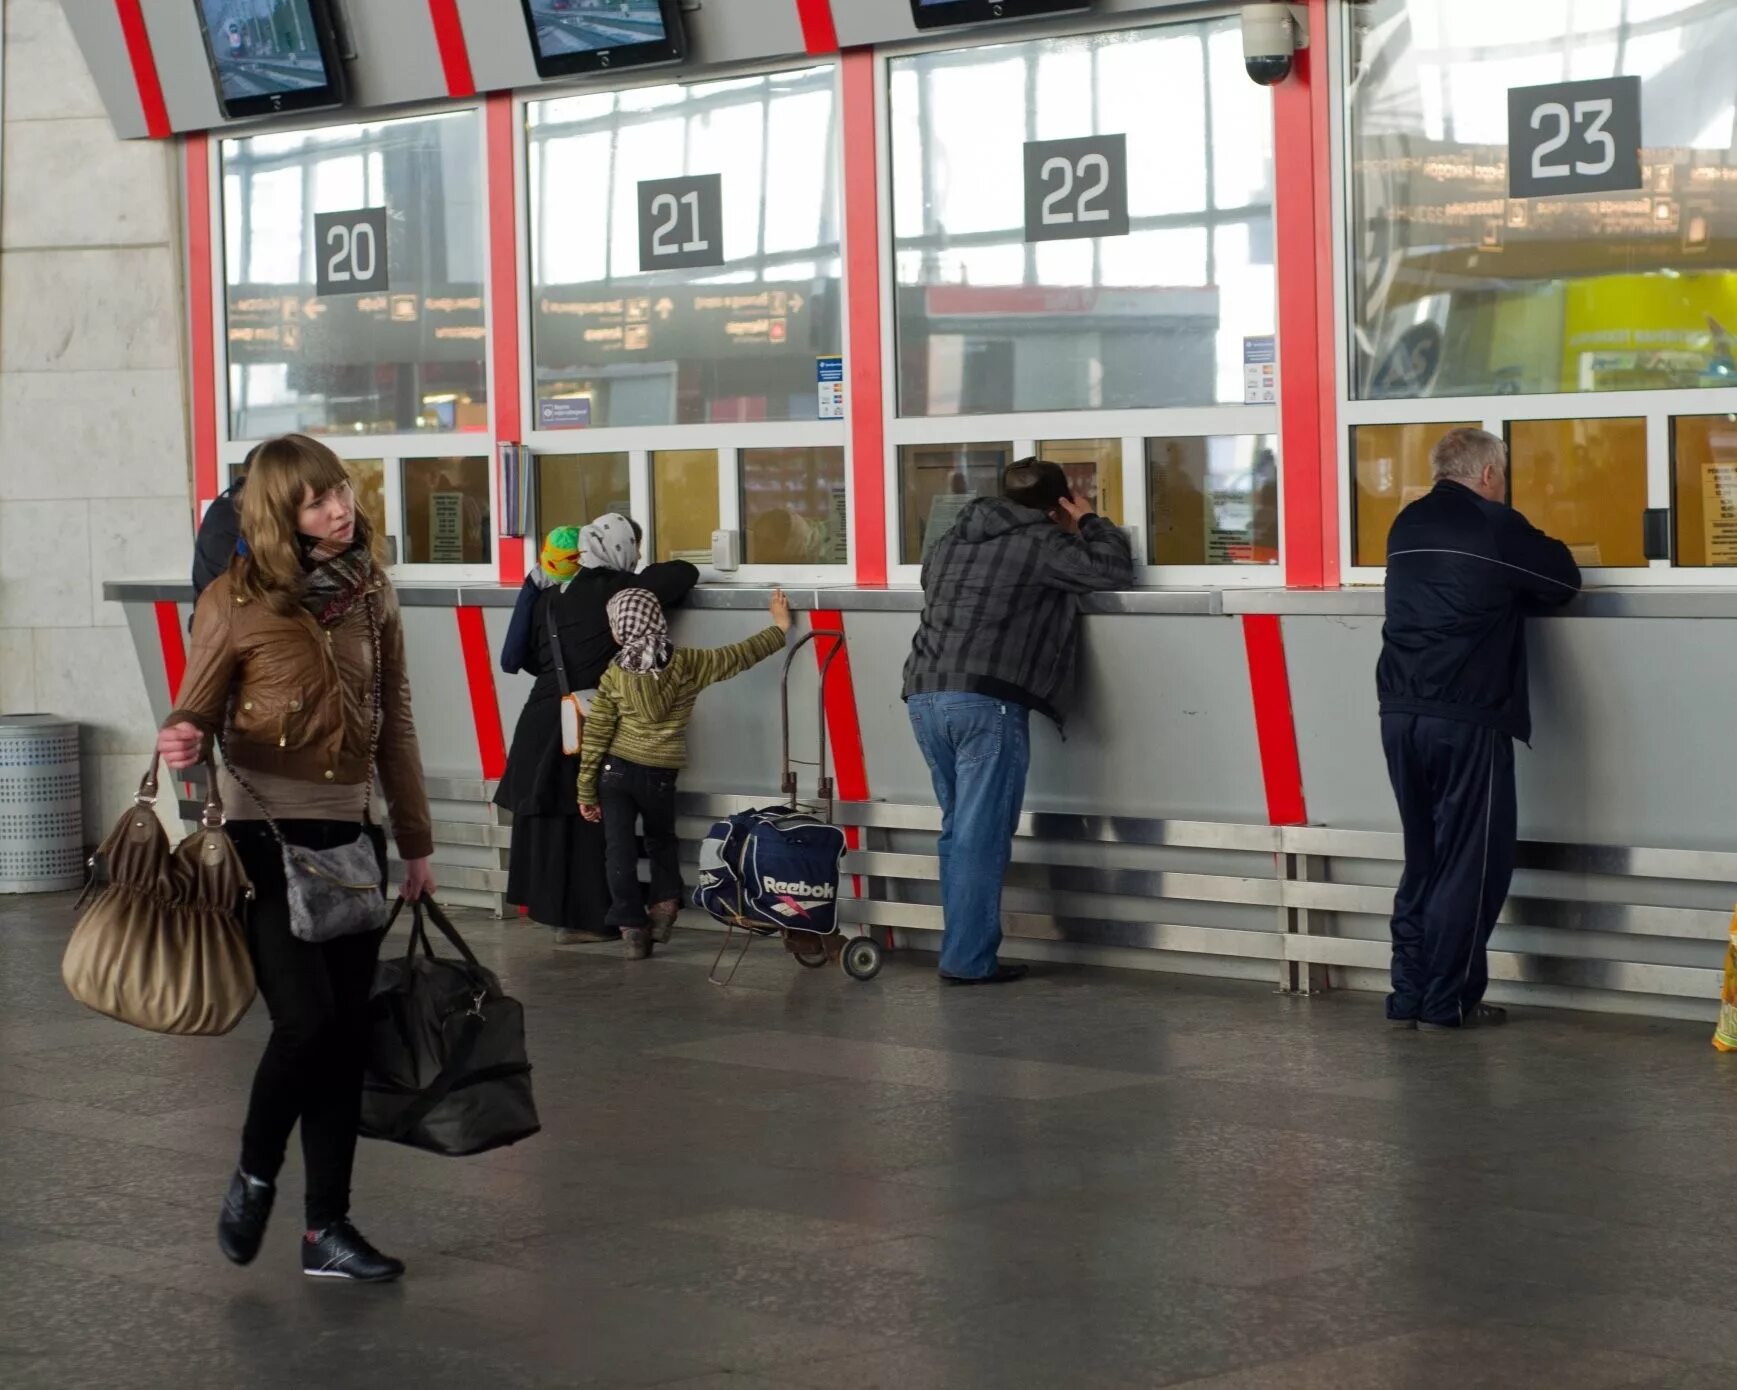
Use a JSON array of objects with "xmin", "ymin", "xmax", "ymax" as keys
[
  {"xmin": 1023, "ymin": 135, "xmax": 1130, "ymax": 243},
  {"xmin": 637, "ymin": 174, "xmax": 725, "ymax": 272},
  {"xmin": 314, "ymin": 208, "xmax": 389, "ymax": 296},
  {"xmin": 1508, "ymin": 77, "xmax": 1641, "ymax": 199}
]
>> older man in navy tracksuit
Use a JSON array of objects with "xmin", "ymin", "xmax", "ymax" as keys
[{"xmin": 1377, "ymin": 428, "xmax": 1581, "ymax": 1031}]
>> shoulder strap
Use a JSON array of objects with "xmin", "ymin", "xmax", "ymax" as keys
[{"xmin": 545, "ymin": 593, "xmax": 572, "ymax": 697}]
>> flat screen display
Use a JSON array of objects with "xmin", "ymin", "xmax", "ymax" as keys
[
  {"xmin": 518, "ymin": 0, "xmax": 687, "ymax": 79},
  {"xmin": 911, "ymin": 0, "xmax": 1092, "ymax": 30},
  {"xmin": 195, "ymin": 0, "xmax": 347, "ymax": 120}
]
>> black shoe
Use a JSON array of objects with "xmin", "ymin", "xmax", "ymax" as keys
[
  {"xmin": 1387, "ymin": 1017, "xmax": 1418, "ymax": 1030},
  {"xmin": 940, "ymin": 963, "xmax": 1029, "ymax": 986},
  {"xmin": 302, "ymin": 1221, "xmax": 405, "ymax": 1283},
  {"xmin": 217, "ymin": 1168, "xmax": 275, "ymax": 1266},
  {"xmin": 622, "ymin": 926, "xmax": 653, "ymax": 960},
  {"xmin": 1461, "ymin": 1003, "xmax": 1509, "ymax": 1028}
]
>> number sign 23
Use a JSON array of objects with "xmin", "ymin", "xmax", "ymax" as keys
[
  {"xmin": 314, "ymin": 208, "xmax": 389, "ymax": 296},
  {"xmin": 1508, "ymin": 77, "xmax": 1642, "ymax": 199},
  {"xmin": 1023, "ymin": 135, "xmax": 1130, "ymax": 244}
]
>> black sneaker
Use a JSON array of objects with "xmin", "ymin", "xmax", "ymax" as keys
[
  {"xmin": 302, "ymin": 1221, "xmax": 405, "ymax": 1283},
  {"xmin": 217, "ymin": 1168, "xmax": 274, "ymax": 1266},
  {"xmin": 940, "ymin": 963, "xmax": 1029, "ymax": 986},
  {"xmin": 1461, "ymin": 1003, "xmax": 1509, "ymax": 1028}
]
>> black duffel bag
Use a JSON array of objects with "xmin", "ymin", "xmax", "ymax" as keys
[{"xmin": 361, "ymin": 896, "xmax": 540, "ymax": 1157}]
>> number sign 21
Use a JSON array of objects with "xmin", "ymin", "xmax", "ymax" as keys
[
  {"xmin": 1023, "ymin": 135, "xmax": 1130, "ymax": 244},
  {"xmin": 637, "ymin": 174, "xmax": 725, "ymax": 272},
  {"xmin": 1508, "ymin": 77, "xmax": 1642, "ymax": 199},
  {"xmin": 314, "ymin": 208, "xmax": 389, "ymax": 296}
]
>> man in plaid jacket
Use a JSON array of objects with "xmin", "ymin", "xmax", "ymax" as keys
[{"xmin": 902, "ymin": 459, "xmax": 1135, "ymax": 985}]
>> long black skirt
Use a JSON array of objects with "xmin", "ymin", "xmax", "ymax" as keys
[{"xmin": 505, "ymin": 811, "xmax": 610, "ymax": 937}]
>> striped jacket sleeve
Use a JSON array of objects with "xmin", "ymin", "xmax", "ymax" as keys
[
  {"xmin": 683, "ymin": 625, "xmax": 787, "ymax": 692},
  {"xmin": 576, "ymin": 672, "xmax": 620, "ymax": 805}
]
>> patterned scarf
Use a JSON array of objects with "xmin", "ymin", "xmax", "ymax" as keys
[
  {"xmin": 540, "ymin": 526, "xmax": 582, "ymax": 584},
  {"xmin": 606, "ymin": 587, "xmax": 672, "ymax": 674},
  {"xmin": 580, "ymin": 513, "xmax": 640, "ymax": 573},
  {"xmin": 298, "ymin": 534, "xmax": 374, "ymax": 626}
]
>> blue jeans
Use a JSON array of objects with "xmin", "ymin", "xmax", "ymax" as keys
[{"xmin": 907, "ymin": 693, "xmax": 1031, "ymax": 979}]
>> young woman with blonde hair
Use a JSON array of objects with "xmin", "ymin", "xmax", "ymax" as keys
[{"xmin": 157, "ymin": 433, "xmax": 434, "ymax": 1282}]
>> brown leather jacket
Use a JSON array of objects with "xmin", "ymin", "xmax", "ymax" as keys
[{"xmin": 166, "ymin": 571, "xmax": 434, "ymax": 860}]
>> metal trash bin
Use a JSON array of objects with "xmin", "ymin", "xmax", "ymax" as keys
[{"xmin": 0, "ymin": 715, "xmax": 84, "ymax": 894}]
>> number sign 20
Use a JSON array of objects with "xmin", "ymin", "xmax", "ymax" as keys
[
  {"xmin": 314, "ymin": 208, "xmax": 390, "ymax": 296},
  {"xmin": 1508, "ymin": 77, "xmax": 1641, "ymax": 199},
  {"xmin": 637, "ymin": 174, "xmax": 725, "ymax": 272},
  {"xmin": 1023, "ymin": 135, "xmax": 1130, "ymax": 244}
]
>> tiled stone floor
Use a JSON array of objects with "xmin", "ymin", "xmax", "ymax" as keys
[{"xmin": 3, "ymin": 889, "xmax": 1734, "ymax": 1388}]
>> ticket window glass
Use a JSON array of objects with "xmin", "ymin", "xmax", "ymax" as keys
[
  {"xmin": 401, "ymin": 456, "xmax": 492, "ymax": 565},
  {"xmin": 1350, "ymin": 423, "xmax": 1478, "ymax": 567},
  {"xmin": 526, "ymin": 66, "xmax": 843, "ymax": 430},
  {"xmin": 1036, "ymin": 440, "xmax": 1123, "ymax": 526},
  {"xmin": 652, "ymin": 450, "xmax": 720, "ymax": 564},
  {"xmin": 899, "ymin": 443, "xmax": 1013, "ymax": 562},
  {"xmin": 741, "ymin": 448, "xmax": 848, "ymax": 566},
  {"xmin": 1147, "ymin": 436, "xmax": 1278, "ymax": 566},
  {"xmin": 888, "ymin": 16, "xmax": 1274, "ymax": 417},
  {"xmin": 220, "ymin": 110, "xmax": 488, "ymax": 437},
  {"xmin": 1348, "ymin": 1, "xmax": 1737, "ymax": 402},
  {"xmin": 1507, "ymin": 419, "xmax": 1647, "ymax": 568},
  {"xmin": 536, "ymin": 453, "xmax": 632, "ymax": 553},
  {"xmin": 1673, "ymin": 416, "xmax": 1737, "ymax": 566}
]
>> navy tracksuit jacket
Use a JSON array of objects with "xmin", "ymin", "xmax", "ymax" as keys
[{"xmin": 1375, "ymin": 481, "xmax": 1581, "ymax": 1025}]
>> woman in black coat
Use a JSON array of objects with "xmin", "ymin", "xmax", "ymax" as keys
[{"xmin": 495, "ymin": 515, "xmax": 698, "ymax": 943}]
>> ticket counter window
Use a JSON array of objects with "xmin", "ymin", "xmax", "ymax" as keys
[
  {"xmin": 1350, "ymin": 423, "xmax": 1478, "ymax": 567},
  {"xmin": 741, "ymin": 448, "xmax": 848, "ymax": 566},
  {"xmin": 888, "ymin": 17, "xmax": 1274, "ymax": 417},
  {"xmin": 1347, "ymin": 0, "xmax": 1737, "ymax": 402},
  {"xmin": 1672, "ymin": 416, "xmax": 1737, "ymax": 567},
  {"xmin": 1507, "ymin": 419, "xmax": 1647, "ymax": 569},
  {"xmin": 220, "ymin": 110, "xmax": 488, "ymax": 437},
  {"xmin": 652, "ymin": 450, "xmax": 720, "ymax": 565},
  {"xmin": 401, "ymin": 456, "xmax": 492, "ymax": 566},
  {"xmin": 1147, "ymin": 436, "xmax": 1278, "ymax": 566},
  {"xmin": 537, "ymin": 453, "xmax": 631, "ymax": 553},
  {"xmin": 526, "ymin": 67, "xmax": 843, "ymax": 430},
  {"xmin": 1037, "ymin": 440, "xmax": 1124, "ymax": 526},
  {"xmin": 899, "ymin": 442, "xmax": 1014, "ymax": 562}
]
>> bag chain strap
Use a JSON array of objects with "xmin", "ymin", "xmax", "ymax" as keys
[{"xmin": 218, "ymin": 592, "xmax": 384, "ymax": 877}]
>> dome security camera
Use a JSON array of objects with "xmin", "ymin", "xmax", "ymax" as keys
[{"xmin": 1241, "ymin": 3, "xmax": 1308, "ymax": 86}]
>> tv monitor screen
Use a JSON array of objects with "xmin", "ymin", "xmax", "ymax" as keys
[
  {"xmin": 518, "ymin": 0, "xmax": 687, "ymax": 79},
  {"xmin": 195, "ymin": 0, "xmax": 347, "ymax": 120},
  {"xmin": 911, "ymin": 0, "xmax": 1092, "ymax": 30}
]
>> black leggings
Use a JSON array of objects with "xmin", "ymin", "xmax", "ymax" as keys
[{"xmin": 228, "ymin": 820, "xmax": 386, "ymax": 1230}]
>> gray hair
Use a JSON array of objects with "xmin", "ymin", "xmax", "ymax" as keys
[{"xmin": 1431, "ymin": 427, "xmax": 1506, "ymax": 483}]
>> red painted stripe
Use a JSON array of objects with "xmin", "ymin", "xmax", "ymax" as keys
[
  {"xmin": 427, "ymin": 0, "xmax": 477, "ymax": 98},
  {"xmin": 185, "ymin": 136, "xmax": 220, "ymax": 517},
  {"xmin": 1272, "ymin": 1, "xmax": 1338, "ymax": 589},
  {"xmin": 456, "ymin": 606, "xmax": 508, "ymax": 780},
  {"xmin": 1241, "ymin": 614, "xmax": 1307, "ymax": 827},
  {"xmin": 154, "ymin": 602, "xmax": 188, "ymax": 704},
  {"xmin": 840, "ymin": 52, "xmax": 888, "ymax": 586},
  {"xmin": 114, "ymin": 0, "xmax": 171, "ymax": 139},
  {"xmin": 486, "ymin": 95, "xmax": 525, "ymax": 581},
  {"xmin": 809, "ymin": 611, "xmax": 868, "ymax": 897},
  {"xmin": 795, "ymin": 0, "xmax": 839, "ymax": 54}
]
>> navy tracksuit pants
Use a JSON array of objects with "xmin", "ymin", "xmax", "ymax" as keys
[{"xmin": 1380, "ymin": 713, "xmax": 1517, "ymax": 1027}]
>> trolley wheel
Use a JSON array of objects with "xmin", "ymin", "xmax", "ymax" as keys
[
  {"xmin": 790, "ymin": 938, "xmax": 829, "ymax": 969},
  {"xmin": 840, "ymin": 935, "xmax": 883, "ymax": 982}
]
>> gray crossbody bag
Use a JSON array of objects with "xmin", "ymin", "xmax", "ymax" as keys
[{"xmin": 221, "ymin": 593, "xmax": 390, "ymax": 944}]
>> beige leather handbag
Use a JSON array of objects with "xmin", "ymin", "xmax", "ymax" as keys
[{"xmin": 62, "ymin": 756, "xmax": 256, "ymax": 1036}]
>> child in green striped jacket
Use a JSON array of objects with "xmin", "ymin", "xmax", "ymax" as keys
[{"xmin": 579, "ymin": 587, "xmax": 792, "ymax": 958}]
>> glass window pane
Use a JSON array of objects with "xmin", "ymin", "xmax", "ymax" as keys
[
  {"xmin": 1351, "ymin": 422, "xmax": 1478, "ymax": 566},
  {"xmin": 1348, "ymin": 0, "xmax": 1737, "ymax": 401},
  {"xmin": 1036, "ymin": 439, "xmax": 1123, "ymax": 525},
  {"xmin": 401, "ymin": 456, "xmax": 492, "ymax": 566},
  {"xmin": 1508, "ymin": 418, "xmax": 1647, "ymax": 567},
  {"xmin": 741, "ymin": 447, "xmax": 848, "ymax": 565},
  {"xmin": 652, "ymin": 450, "xmax": 719, "ymax": 564},
  {"xmin": 220, "ymin": 111, "xmax": 488, "ymax": 437},
  {"xmin": 528, "ymin": 66, "xmax": 843, "ymax": 429},
  {"xmin": 898, "ymin": 442, "xmax": 1013, "ymax": 562},
  {"xmin": 343, "ymin": 458, "xmax": 387, "ymax": 542},
  {"xmin": 888, "ymin": 17, "xmax": 1274, "ymax": 417},
  {"xmin": 1147, "ymin": 436, "xmax": 1278, "ymax": 566},
  {"xmin": 536, "ymin": 452, "xmax": 631, "ymax": 553},
  {"xmin": 1672, "ymin": 415, "xmax": 1737, "ymax": 567}
]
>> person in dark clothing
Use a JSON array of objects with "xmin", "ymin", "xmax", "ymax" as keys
[
  {"xmin": 1376, "ymin": 427, "xmax": 1581, "ymax": 1032},
  {"xmin": 494, "ymin": 515, "xmax": 698, "ymax": 945},
  {"xmin": 903, "ymin": 459, "xmax": 1134, "ymax": 985},
  {"xmin": 191, "ymin": 445, "xmax": 262, "ymax": 601}
]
